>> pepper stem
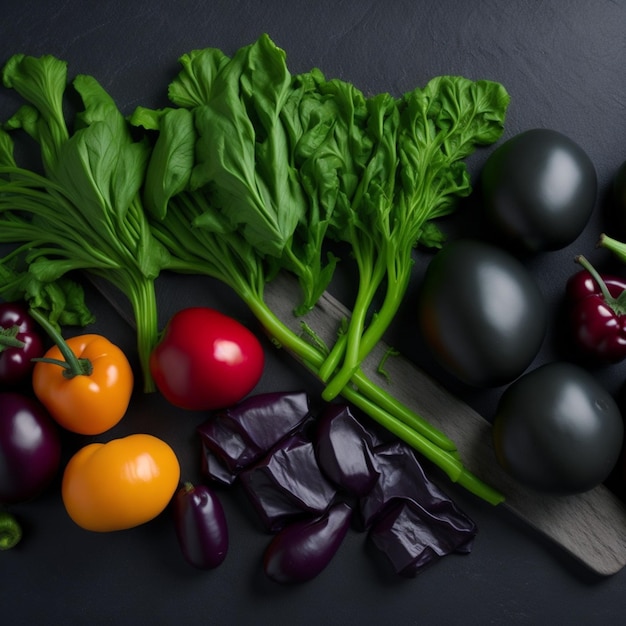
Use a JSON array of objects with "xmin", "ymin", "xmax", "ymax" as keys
[
  {"xmin": 0, "ymin": 325, "xmax": 26, "ymax": 351},
  {"xmin": 28, "ymin": 309, "xmax": 93, "ymax": 378},
  {"xmin": 0, "ymin": 511, "xmax": 22, "ymax": 550},
  {"xmin": 575, "ymin": 255, "xmax": 616, "ymax": 304}
]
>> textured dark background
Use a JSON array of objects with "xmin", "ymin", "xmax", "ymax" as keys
[{"xmin": 3, "ymin": 1, "xmax": 626, "ymax": 623}]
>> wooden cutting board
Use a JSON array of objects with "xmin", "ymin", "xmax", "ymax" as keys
[{"xmin": 93, "ymin": 272, "xmax": 626, "ymax": 576}]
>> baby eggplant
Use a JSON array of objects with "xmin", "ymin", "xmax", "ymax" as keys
[
  {"xmin": 263, "ymin": 502, "xmax": 353, "ymax": 584},
  {"xmin": 173, "ymin": 482, "xmax": 229, "ymax": 569},
  {"xmin": 0, "ymin": 392, "xmax": 61, "ymax": 504}
]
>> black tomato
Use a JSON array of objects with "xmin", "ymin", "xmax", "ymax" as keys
[
  {"xmin": 481, "ymin": 128, "xmax": 597, "ymax": 252},
  {"xmin": 492, "ymin": 362, "xmax": 624, "ymax": 494},
  {"xmin": 417, "ymin": 239, "xmax": 547, "ymax": 387}
]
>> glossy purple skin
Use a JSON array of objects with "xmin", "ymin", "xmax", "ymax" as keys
[
  {"xmin": 360, "ymin": 442, "xmax": 476, "ymax": 536},
  {"xmin": 197, "ymin": 390, "xmax": 311, "ymax": 474},
  {"xmin": 369, "ymin": 500, "xmax": 476, "ymax": 577},
  {"xmin": 263, "ymin": 502, "xmax": 353, "ymax": 584},
  {"xmin": 314, "ymin": 404, "xmax": 380, "ymax": 496},
  {"xmin": 173, "ymin": 482, "xmax": 229, "ymax": 569},
  {"xmin": 0, "ymin": 303, "xmax": 45, "ymax": 385},
  {"xmin": 0, "ymin": 392, "xmax": 61, "ymax": 504},
  {"xmin": 239, "ymin": 430, "xmax": 337, "ymax": 531}
]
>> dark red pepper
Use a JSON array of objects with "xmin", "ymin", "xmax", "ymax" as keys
[
  {"xmin": 566, "ymin": 256, "xmax": 626, "ymax": 363},
  {"xmin": 0, "ymin": 303, "xmax": 45, "ymax": 385}
]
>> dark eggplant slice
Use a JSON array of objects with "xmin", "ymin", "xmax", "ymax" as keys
[
  {"xmin": 314, "ymin": 403, "xmax": 380, "ymax": 496},
  {"xmin": 369, "ymin": 499, "xmax": 476, "ymax": 577},
  {"xmin": 239, "ymin": 430, "xmax": 337, "ymax": 531},
  {"xmin": 197, "ymin": 391, "xmax": 311, "ymax": 474}
]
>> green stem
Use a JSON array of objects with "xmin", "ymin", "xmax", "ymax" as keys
[
  {"xmin": 0, "ymin": 326, "xmax": 26, "ymax": 350},
  {"xmin": 598, "ymin": 233, "xmax": 626, "ymax": 264},
  {"xmin": 351, "ymin": 368, "xmax": 459, "ymax": 454},
  {"xmin": 340, "ymin": 383, "xmax": 503, "ymax": 505},
  {"xmin": 0, "ymin": 511, "xmax": 23, "ymax": 550},
  {"xmin": 575, "ymin": 254, "xmax": 615, "ymax": 304},
  {"xmin": 29, "ymin": 308, "xmax": 92, "ymax": 377},
  {"xmin": 320, "ymin": 251, "xmax": 386, "ymax": 395},
  {"xmin": 125, "ymin": 275, "xmax": 158, "ymax": 394}
]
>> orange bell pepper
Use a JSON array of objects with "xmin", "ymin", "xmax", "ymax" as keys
[
  {"xmin": 62, "ymin": 433, "xmax": 180, "ymax": 532},
  {"xmin": 31, "ymin": 311, "xmax": 134, "ymax": 435}
]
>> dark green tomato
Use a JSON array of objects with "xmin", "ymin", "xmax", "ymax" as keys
[
  {"xmin": 493, "ymin": 362, "xmax": 624, "ymax": 494},
  {"xmin": 481, "ymin": 129, "xmax": 597, "ymax": 252},
  {"xmin": 418, "ymin": 239, "xmax": 546, "ymax": 387}
]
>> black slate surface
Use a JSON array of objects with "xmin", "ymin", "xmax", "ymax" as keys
[{"xmin": 3, "ymin": 1, "xmax": 626, "ymax": 623}]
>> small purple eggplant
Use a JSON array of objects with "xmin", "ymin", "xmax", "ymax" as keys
[
  {"xmin": 314, "ymin": 403, "xmax": 379, "ymax": 496},
  {"xmin": 0, "ymin": 392, "xmax": 61, "ymax": 504},
  {"xmin": 172, "ymin": 482, "xmax": 229, "ymax": 570},
  {"xmin": 197, "ymin": 391, "xmax": 311, "ymax": 474},
  {"xmin": 263, "ymin": 502, "xmax": 353, "ymax": 584}
]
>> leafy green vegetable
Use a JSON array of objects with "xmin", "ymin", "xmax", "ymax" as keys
[
  {"xmin": 319, "ymin": 76, "xmax": 511, "ymax": 400},
  {"xmin": 0, "ymin": 54, "xmax": 169, "ymax": 391},
  {"xmin": 0, "ymin": 247, "xmax": 94, "ymax": 329},
  {"xmin": 132, "ymin": 35, "xmax": 508, "ymax": 505}
]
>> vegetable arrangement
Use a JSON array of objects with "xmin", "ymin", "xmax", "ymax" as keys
[
  {"xmin": 2, "ymin": 32, "xmax": 626, "ymax": 586},
  {"xmin": 127, "ymin": 34, "xmax": 508, "ymax": 503}
]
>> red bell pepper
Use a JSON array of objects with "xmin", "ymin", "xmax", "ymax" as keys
[{"xmin": 566, "ymin": 255, "xmax": 626, "ymax": 363}]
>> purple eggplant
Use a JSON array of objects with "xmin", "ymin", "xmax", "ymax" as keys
[
  {"xmin": 239, "ymin": 430, "xmax": 337, "ymax": 531},
  {"xmin": 360, "ymin": 441, "xmax": 477, "ymax": 532},
  {"xmin": 0, "ymin": 392, "xmax": 61, "ymax": 504},
  {"xmin": 172, "ymin": 482, "xmax": 229, "ymax": 570},
  {"xmin": 263, "ymin": 502, "xmax": 353, "ymax": 584},
  {"xmin": 369, "ymin": 500, "xmax": 475, "ymax": 577},
  {"xmin": 314, "ymin": 403, "xmax": 380, "ymax": 496},
  {"xmin": 197, "ymin": 391, "xmax": 311, "ymax": 474},
  {"xmin": 360, "ymin": 441, "xmax": 477, "ymax": 576}
]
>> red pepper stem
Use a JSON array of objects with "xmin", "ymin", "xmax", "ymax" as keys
[
  {"xmin": 575, "ymin": 255, "xmax": 615, "ymax": 304},
  {"xmin": 28, "ymin": 309, "xmax": 92, "ymax": 378}
]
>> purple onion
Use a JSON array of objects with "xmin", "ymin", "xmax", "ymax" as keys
[
  {"xmin": 314, "ymin": 403, "xmax": 380, "ymax": 496},
  {"xmin": 0, "ymin": 392, "xmax": 61, "ymax": 504},
  {"xmin": 263, "ymin": 502, "xmax": 353, "ymax": 584},
  {"xmin": 172, "ymin": 482, "xmax": 229, "ymax": 569}
]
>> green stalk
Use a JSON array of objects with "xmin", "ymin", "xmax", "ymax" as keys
[
  {"xmin": 101, "ymin": 270, "xmax": 158, "ymax": 393},
  {"xmin": 319, "ymin": 242, "xmax": 387, "ymax": 387},
  {"xmin": 598, "ymin": 233, "xmax": 626, "ymax": 263},
  {"xmin": 338, "ymin": 378, "xmax": 503, "ymax": 504}
]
